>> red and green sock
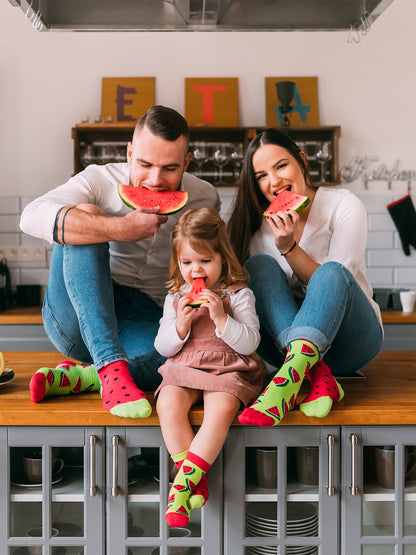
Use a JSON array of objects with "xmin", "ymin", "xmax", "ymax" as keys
[
  {"xmin": 300, "ymin": 359, "xmax": 344, "ymax": 418},
  {"xmin": 30, "ymin": 360, "xmax": 100, "ymax": 402},
  {"xmin": 165, "ymin": 452, "xmax": 211, "ymax": 527},
  {"xmin": 98, "ymin": 360, "xmax": 151, "ymax": 419},
  {"xmin": 238, "ymin": 339, "xmax": 319, "ymax": 427},
  {"xmin": 171, "ymin": 451, "xmax": 209, "ymax": 510}
]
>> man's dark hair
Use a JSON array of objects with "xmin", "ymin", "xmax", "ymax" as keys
[{"xmin": 134, "ymin": 105, "xmax": 190, "ymax": 145}]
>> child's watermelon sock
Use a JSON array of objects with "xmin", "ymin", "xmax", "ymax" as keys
[
  {"xmin": 98, "ymin": 360, "xmax": 151, "ymax": 418},
  {"xmin": 30, "ymin": 360, "xmax": 100, "ymax": 403},
  {"xmin": 171, "ymin": 451, "xmax": 209, "ymax": 510},
  {"xmin": 165, "ymin": 452, "xmax": 211, "ymax": 527},
  {"xmin": 238, "ymin": 340, "xmax": 319, "ymax": 427},
  {"xmin": 300, "ymin": 359, "xmax": 344, "ymax": 418}
]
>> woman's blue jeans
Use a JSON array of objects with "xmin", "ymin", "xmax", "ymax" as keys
[
  {"xmin": 245, "ymin": 254, "xmax": 383, "ymax": 377},
  {"xmin": 42, "ymin": 243, "xmax": 165, "ymax": 390}
]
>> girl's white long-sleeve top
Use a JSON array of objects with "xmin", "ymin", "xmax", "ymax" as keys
[{"xmin": 154, "ymin": 286, "xmax": 260, "ymax": 358}]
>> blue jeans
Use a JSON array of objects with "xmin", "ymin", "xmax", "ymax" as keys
[
  {"xmin": 42, "ymin": 244, "xmax": 164, "ymax": 390},
  {"xmin": 245, "ymin": 255, "xmax": 383, "ymax": 377}
]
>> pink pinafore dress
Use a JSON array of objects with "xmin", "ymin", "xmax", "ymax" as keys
[{"xmin": 155, "ymin": 284, "xmax": 264, "ymax": 406}]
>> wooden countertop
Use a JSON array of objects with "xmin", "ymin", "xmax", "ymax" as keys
[
  {"xmin": 1, "ymin": 307, "xmax": 415, "ymax": 325},
  {"xmin": 1, "ymin": 351, "xmax": 416, "ymax": 427}
]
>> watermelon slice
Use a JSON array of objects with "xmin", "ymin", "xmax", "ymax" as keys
[
  {"xmin": 118, "ymin": 184, "xmax": 188, "ymax": 215},
  {"xmin": 186, "ymin": 277, "xmax": 208, "ymax": 308},
  {"xmin": 0, "ymin": 352, "xmax": 4, "ymax": 376},
  {"xmin": 264, "ymin": 190, "xmax": 310, "ymax": 217}
]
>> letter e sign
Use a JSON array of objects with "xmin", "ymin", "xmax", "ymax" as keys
[
  {"xmin": 185, "ymin": 78, "xmax": 239, "ymax": 127},
  {"xmin": 101, "ymin": 77, "xmax": 155, "ymax": 122}
]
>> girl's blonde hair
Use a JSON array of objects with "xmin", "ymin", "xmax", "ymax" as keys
[{"xmin": 168, "ymin": 207, "xmax": 248, "ymax": 293}]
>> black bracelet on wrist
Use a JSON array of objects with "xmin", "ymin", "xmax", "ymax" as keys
[{"xmin": 281, "ymin": 241, "xmax": 297, "ymax": 256}]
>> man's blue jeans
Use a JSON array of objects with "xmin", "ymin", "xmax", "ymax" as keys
[
  {"xmin": 42, "ymin": 244, "xmax": 165, "ymax": 390},
  {"xmin": 245, "ymin": 255, "xmax": 384, "ymax": 377}
]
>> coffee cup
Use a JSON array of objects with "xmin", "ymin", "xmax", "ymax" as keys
[
  {"xmin": 255, "ymin": 447, "xmax": 277, "ymax": 489},
  {"xmin": 23, "ymin": 453, "xmax": 64, "ymax": 483},
  {"xmin": 399, "ymin": 291, "xmax": 416, "ymax": 313},
  {"xmin": 295, "ymin": 446, "xmax": 319, "ymax": 486},
  {"xmin": 168, "ymin": 527, "xmax": 192, "ymax": 554},
  {"xmin": 374, "ymin": 446, "xmax": 416, "ymax": 489},
  {"xmin": 26, "ymin": 526, "xmax": 58, "ymax": 555}
]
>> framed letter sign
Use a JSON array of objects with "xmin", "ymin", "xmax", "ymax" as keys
[
  {"xmin": 101, "ymin": 77, "xmax": 155, "ymax": 122},
  {"xmin": 265, "ymin": 77, "xmax": 319, "ymax": 127},
  {"xmin": 185, "ymin": 77, "xmax": 239, "ymax": 127}
]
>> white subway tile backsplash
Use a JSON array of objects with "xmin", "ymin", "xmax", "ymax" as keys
[
  {"xmin": 367, "ymin": 232, "xmax": 394, "ymax": 249},
  {"xmin": 366, "ymin": 268, "xmax": 394, "ymax": 286},
  {"xmin": 368, "ymin": 213, "xmax": 396, "ymax": 232},
  {"xmin": 368, "ymin": 250, "xmax": 416, "ymax": 268},
  {"xmin": 394, "ymin": 268, "xmax": 416, "ymax": 287},
  {"xmin": 360, "ymin": 194, "xmax": 396, "ymax": 213},
  {"xmin": 0, "ymin": 197, "xmax": 20, "ymax": 214}
]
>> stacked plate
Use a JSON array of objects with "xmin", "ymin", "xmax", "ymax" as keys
[{"xmin": 246, "ymin": 502, "xmax": 318, "ymax": 555}]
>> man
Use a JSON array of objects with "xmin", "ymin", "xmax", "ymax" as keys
[{"xmin": 20, "ymin": 105, "xmax": 220, "ymax": 418}]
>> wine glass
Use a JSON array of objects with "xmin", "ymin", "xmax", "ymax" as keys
[
  {"xmin": 190, "ymin": 142, "xmax": 207, "ymax": 177},
  {"xmin": 316, "ymin": 142, "xmax": 332, "ymax": 183},
  {"xmin": 230, "ymin": 143, "xmax": 244, "ymax": 181},
  {"xmin": 212, "ymin": 144, "xmax": 229, "ymax": 184}
]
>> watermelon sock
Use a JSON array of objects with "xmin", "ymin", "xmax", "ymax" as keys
[
  {"xmin": 98, "ymin": 360, "xmax": 151, "ymax": 419},
  {"xmin": 238, "ymin": 340, "xmax": 319, "ymax": 427},
  {"xmin": 171, "ymin": 451, "xmax": 209, "ymax": 510},
  {"xmin": 165, "ymin": 452, "xmax": 211, "ymax": 527},
  {"xmin": 300, "ymin": 360, "xmax": 344, "ymax": 418},
  {"xmin": 30, "ymin": 360, "xmax": 100, "ymax": 403}
]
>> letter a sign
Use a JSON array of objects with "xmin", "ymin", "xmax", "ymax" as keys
[
  {"xmin": 101, "ymin": 77, "xmax": 155, "ymax": 122},
  {"xmin": 185, "ymin": 78, "xmax": 239, "ymax": 127}
]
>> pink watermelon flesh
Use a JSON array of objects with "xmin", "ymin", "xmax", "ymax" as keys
[
  {"xmin": 118, "ymin": 184, "xmax": 188, "ymax": 215},
  {"xmin": 186, "ymin": 277, "xmax": 207, "ymax": 307},
  {"xmin": 264, "ymin": 190, "xmax": 310, "ymax": 217}
]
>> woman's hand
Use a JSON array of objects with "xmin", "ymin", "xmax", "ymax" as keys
[
  {"xmin": 198, "ymin": 289, "xmax": 228, "ymax": 334},
  {"xmin": 175, "ymin": 295, "xmax": 194, "ymax": 340},
  {"xmin": 266, "ymin": 209, "xmax": 299, "ymax": 254}
]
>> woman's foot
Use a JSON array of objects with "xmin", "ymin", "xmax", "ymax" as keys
[
  {"xmin": 238, "ymin": 340, "xmax": 319, "ymax": 426},
  {"xmin": 300, "ymin": 360, "xmax": 344, "ymax": 418}
]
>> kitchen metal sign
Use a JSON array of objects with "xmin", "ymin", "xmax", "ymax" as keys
[{"xmin": 340, "ymin": 157, "xmax": 416, "ymax": 189}]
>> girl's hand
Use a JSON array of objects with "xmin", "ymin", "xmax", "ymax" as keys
[
  {"xmin": 198, "ymin": 289, "xmax": 228, "ymax": 333},
  {"xmin": 175, "ymin": 295, "xmax": 194, "ymax": 340},
  {"xmin": 266, "ymin": 209, "xmax": 299, "ymax": 254}
]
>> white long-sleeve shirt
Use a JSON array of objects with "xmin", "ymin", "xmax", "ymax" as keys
[
  {"xmin": 154, "ymin": 286, "xmax": 260, "ymax": 357},
  {"xmin": 20, "ymin": 162, "xmax": 220, "ymax": 306},
  {"xmin": 250, "ymin": 186, "xmax": 382, "ymax": 325}
]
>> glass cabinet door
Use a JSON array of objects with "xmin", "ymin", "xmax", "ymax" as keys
[
  {"xmin": 342, "ymin": 426, "xmax": 416, "ymax": 555},
  {"xmin": 1, "ymin": 427, "xmax": 104, "ymax": 555},
  {"xmin": 223, "ymin": 426, "xmax": 340, "ymax": 555},
  {"xmin": 106, "ymin": 427, "xmax": 223, "ymax": 555}
]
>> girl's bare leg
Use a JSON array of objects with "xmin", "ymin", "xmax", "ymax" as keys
[
  {"xmin": 190, "ymin": 391, "xmax": 241, "ymax": 464},
  {"xmin": 156, "ymin": 385, "xmax": 202, "ymax": 455}
]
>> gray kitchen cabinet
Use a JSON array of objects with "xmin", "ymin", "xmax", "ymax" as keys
[
  {"xmin": 1, "ymin": 426, "xmax": 105, "ymax": 554},
  {"xmin": 223, "ymin": 426, "xmax": 340, "ymax": 554},
  {"xmin": 342, "ymin": 426, "xmax": 416, "ymax": 555},
  {"xmin": 105, "ymin": 427, "xmax": 223, "ymax": 554}
]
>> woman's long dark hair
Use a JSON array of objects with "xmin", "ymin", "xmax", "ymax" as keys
[{"xmin": 227, "ymin": 129, "xmax": 313, "ymax": 263}]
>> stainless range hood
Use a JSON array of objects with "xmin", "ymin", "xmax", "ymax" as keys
[{"xmin": 9, "ymin": 0, "xmax": 394, "ymax": 32}]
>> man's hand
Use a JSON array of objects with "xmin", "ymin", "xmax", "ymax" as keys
[{"xmin": 119, "ymin": 207, "xmax": 168, "ymax": 241}]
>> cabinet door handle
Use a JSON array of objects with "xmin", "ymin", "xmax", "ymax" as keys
[
  {"xmin": 326, "ymin": 434, "xmax": 335, "ymax": 496},
  {"xmin": 112, "ymin": 434, "xmax": 119, "ymax": 497},
  {"xmin": 89, "ymin": 434, "xmax": 97, "ymax": 497},
  {"xmin": 350, "ymin": 433, "xmax": 359, "ymax": 496}
]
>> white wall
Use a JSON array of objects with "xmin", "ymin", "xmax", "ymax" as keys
[{"xmin": 0, "ymin": 0, "xmax": 415, "ymax": 199}]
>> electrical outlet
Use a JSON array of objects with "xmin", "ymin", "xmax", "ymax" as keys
[{"xmin": 0, "ymin": 246, "xmax": 46, "ymax": 262}]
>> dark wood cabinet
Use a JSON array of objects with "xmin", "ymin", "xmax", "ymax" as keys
[{"xmin": 72, "ymin": 123, "xmax": 341, "ymax": 186}]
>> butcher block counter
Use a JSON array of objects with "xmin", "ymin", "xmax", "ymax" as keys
[{"xmin": 1, "ymin": 350, "xmax": 415, "ymax": 427}]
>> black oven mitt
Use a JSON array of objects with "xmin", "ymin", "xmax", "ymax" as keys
[{"xmin": 387, "ymin": 194, "xmax": 416, "ymax": 256}]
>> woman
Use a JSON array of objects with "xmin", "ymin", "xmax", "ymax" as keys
[{"xmin": 228, "ymin": 129, "xmax": 383, "ymax": 426}]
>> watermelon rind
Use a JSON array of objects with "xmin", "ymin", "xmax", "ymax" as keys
[
  {"xmin": 0, "ymin": 352, "xmax": 4, "ymax": 376},
  {"xmin": 118, "ymin": 184, "xmax": 189, "ymax": 215},
  {"xmin": 263, "ymin": 190, "xmax": 310, "ymax": 217}
]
